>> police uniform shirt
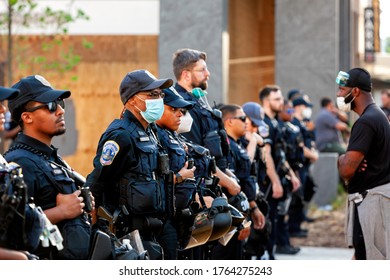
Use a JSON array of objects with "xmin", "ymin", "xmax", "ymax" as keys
[
  {"xmin": 263, "ymin": 114, "xmax": 283, "ymax": 163},
  {"xmin": 240, "ymin": 136, "xmax": 267, "ymax": 189},
  {"xmin": 4, "ymin": 133, "xmax": 77, "ymax": 210},
  {"xmin": 227, "ymin": 136, "xmax": 256, "ymax": 201},
  {"xmin": 156, "ymin": 126, "xmax": 186, "ymax": 173},
  {"xmin": 86, "ymin": 109, "xmax": 161, "ymax": 211},
  {"xmin": 174, "ymin": 83, "xmax": 219, "ymax": 149},
  {"xmin": 178, "ymin": 134, "xmax": 211, "ymax": 179},
  {"xmin": 291, "ymin": 117, "xmax": 312, "ymax": 149},
  {"xmin": 277, "ymin": 119, "xmax": 304, "ymax": 170}
]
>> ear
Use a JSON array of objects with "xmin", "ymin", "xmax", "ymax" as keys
[
  {"xmin": 182, "ymin": 70, "xmax": 191, "ymax": 82},
  {"xmin": 223, "ymin": 118, "xmax": 232, "ymax": 128},
  {"xmin": 20, "ymin": 112, "xmax": 33, "ymax": 124}
]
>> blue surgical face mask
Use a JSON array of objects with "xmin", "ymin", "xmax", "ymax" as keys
[
  {"xmin": 135, "ymin": 96, "xmax": 164, "ymax": 123},
  {"xmin": 191, "ymin": 88, "xmax": 207, "ymax": 99}
]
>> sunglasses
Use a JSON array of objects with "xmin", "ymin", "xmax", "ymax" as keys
[
  {"xmin": 25, "ymin": 98, "xmax": 65, "ymax": 113},
  {"xmin": 228, "ymin": 115, "xmax": 247, "ymax": 122}
]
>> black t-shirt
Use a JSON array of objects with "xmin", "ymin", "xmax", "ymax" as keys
[{"xmin": 346, "ymin": 103, "xmax": 390, "ymax": 193}]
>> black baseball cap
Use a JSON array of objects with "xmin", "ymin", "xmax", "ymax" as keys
[
  {"xmin": 162, "ymin": 87, "xmax": 194, "ymax": 109},
  {"xmin": 287, "ymin": 89, "xmax": 303, "ymax": 101},
  {"xmin": 292, "ymin": 97, "xmax": 313, "ymax": 107},
  {"xmin": 345, "ymin": 68, "xmax": 372, "ymax": 92},
  {"xmin": 9, "ymin": 75, "xmax": 71, "ymax": 121},
  {"xmin": 119, "ymin": 70, "xmax": 173, "ymax": 104},
  {"xmin": 0, "ymin": 86, "xmax": 19, "ymax": 101}
]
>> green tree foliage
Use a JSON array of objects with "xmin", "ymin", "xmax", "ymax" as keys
[{"xmin": 0, "ymin": 0, "xmax": 93, "ymax": 85}]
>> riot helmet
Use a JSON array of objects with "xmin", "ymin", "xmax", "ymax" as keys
[
  {"xmin": 228, "ymin": 191, "xmax": 250, "ymax": 218},
  {"xmin": 179, "ymin": 206, "xmax": 214, "ymax": 250},
  {"xmin": 207, "ymin": 197, "xmax": 232, "ymax": 241}
]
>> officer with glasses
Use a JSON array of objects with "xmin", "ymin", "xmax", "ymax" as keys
[
  {"xmin": 172, "ymin": 48, "xmax": 241, "ymax": 197},
  {"xmin": 86, "ymin": 69, "xmax": 173, "ymax": 259},
  {"xmin": 4, "ymin": 75, "xmax": 93, "ymax": 260}
]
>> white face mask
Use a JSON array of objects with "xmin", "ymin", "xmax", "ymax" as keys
[
  {"xmin": 336, "ymin": 89, "xmax": 355, "ymax": 112},
  {"xmin": 177, "ymin": 112, "xmax": 193, "ymax": 133},
  {"xmin": 302, "ymin": 107, "xmax": 312, "ymax": 119}
]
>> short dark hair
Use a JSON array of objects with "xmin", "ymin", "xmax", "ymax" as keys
[
  {"xmin": 220, "ymin": 104, "xmax": 241, "ymax": 119},
  {"xmin": 321, "ymin": 97, "xmax": 332, "ymax": 108},
  {"xmin": 259, "ymin": 85, "xmax": 281, "ymax": 104},
  {"xmin": 172, "ymin": 48, "xmax": 207, "ymax": 80}
]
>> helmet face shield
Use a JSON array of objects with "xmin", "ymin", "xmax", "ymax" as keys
[
  {"xmin": 183, "ymin": 210, "xmax": 214, "ymax": 249},
  {"xmin": 228, "ymin": 204, "xmax": 245, "ymax": 228},
  {"xmin": 336, "ymin": 71, "xmax": 350, "ymax": 87},
  {"xmin": 177, "ymin": 197, "xmax": 233, "ymax": 249}
]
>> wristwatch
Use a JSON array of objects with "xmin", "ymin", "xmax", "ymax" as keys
[{"xmin": 175, "ymin": 172, "xmax": 184, "ymax": 184}]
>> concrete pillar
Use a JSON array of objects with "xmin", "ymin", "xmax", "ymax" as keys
[
  {"xmin": 311, "ymin": 153, "xmax": 340, "ymax": 207},
  {"xmin": 275, "ymin": 0, "xmax": 340, "ymax": 115}
]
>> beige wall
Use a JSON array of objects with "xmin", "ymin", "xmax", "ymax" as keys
[{"xmin": 228, "ymin": 0, "xmax": 275, "ymax": 105}]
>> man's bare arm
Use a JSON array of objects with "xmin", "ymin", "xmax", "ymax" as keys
[{"xmin": 338, "ymin": 150, "xmax": 365, "ymax": 183}]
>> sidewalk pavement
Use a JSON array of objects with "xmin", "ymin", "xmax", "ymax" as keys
[{"xmin": 275, "ymin": 246, "xmax": 354, "ymax": 260}]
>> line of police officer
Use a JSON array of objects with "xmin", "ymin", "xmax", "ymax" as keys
[{"xmin": 1, "ymin": 49, "xmax": 316, "ymax": 261}]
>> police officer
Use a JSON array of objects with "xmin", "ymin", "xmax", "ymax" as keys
[
  {"xmin": 241, "ymin": 102, "xmax": 271, "ymax": 259},
  {"xmin": 259, "ymin": 85, "xmax": 301, "ymax": 258},
  {"xmin": 86, "ymin": 70, "xmax": 172, "ymax": 259},
  {"xmin": 0, "ymin": 86, "xmax": 39, "ymax": 260},
  {"xmin": 291, "ymin": 97, "xmax": 319, "ymax": 233},
  {"xmin": 155, "ymin": 86, "xmax": 196, "ymax": 259},
  {"xmin": 4, "ymin": 75, "xmax": 92, "ymax": 260},
  {"xmin": 278, "ymin": 101, "xmax": 307, "ymax": 238},
  {"xmin": 211, "ymin": 104, "xmax": 265, "ymax": 259},
  {"xmin": 172, "ymin": 48, "xmax": 240, "ymax": 197}
]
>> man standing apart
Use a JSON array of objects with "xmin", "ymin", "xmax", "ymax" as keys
[{"xmin": 336, "ymin": 68, "xmax": 390, "ymax": 260}]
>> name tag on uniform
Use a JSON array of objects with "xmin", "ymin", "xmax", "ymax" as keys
[
  {"xmin": 52, "ymin": 169, "xmax": 64, "ymax": 175},
  {"xmin": 169, "ymin": 139, "xmax": 179, "ymax": 145},
  {"xmin": 49, "ymin": 163, "xmax": 66, "ymax": 176},
  {"xmin": 139, "ymin": 136, "xmax": 150, "ymax": 142}
]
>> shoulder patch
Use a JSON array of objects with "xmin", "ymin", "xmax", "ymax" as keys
[
  {"xmin": 100, "ymin": 140, "xmax": 120, "ymax": 166},
  {"xmin": 259, "ymin": 124, "xmax": 270, "ymax": 138}
]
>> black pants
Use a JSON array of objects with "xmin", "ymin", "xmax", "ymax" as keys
[
  {"xmin": 211, "ymin": 232, "xmax": 243, "ymax": 260},
  {"xmin": 156, "ymin": 218, "xmax": 178, "ymax": 260},
  {"xmin": 353, "ymin": 205, "xmax": 366, "ymax": 260}
]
